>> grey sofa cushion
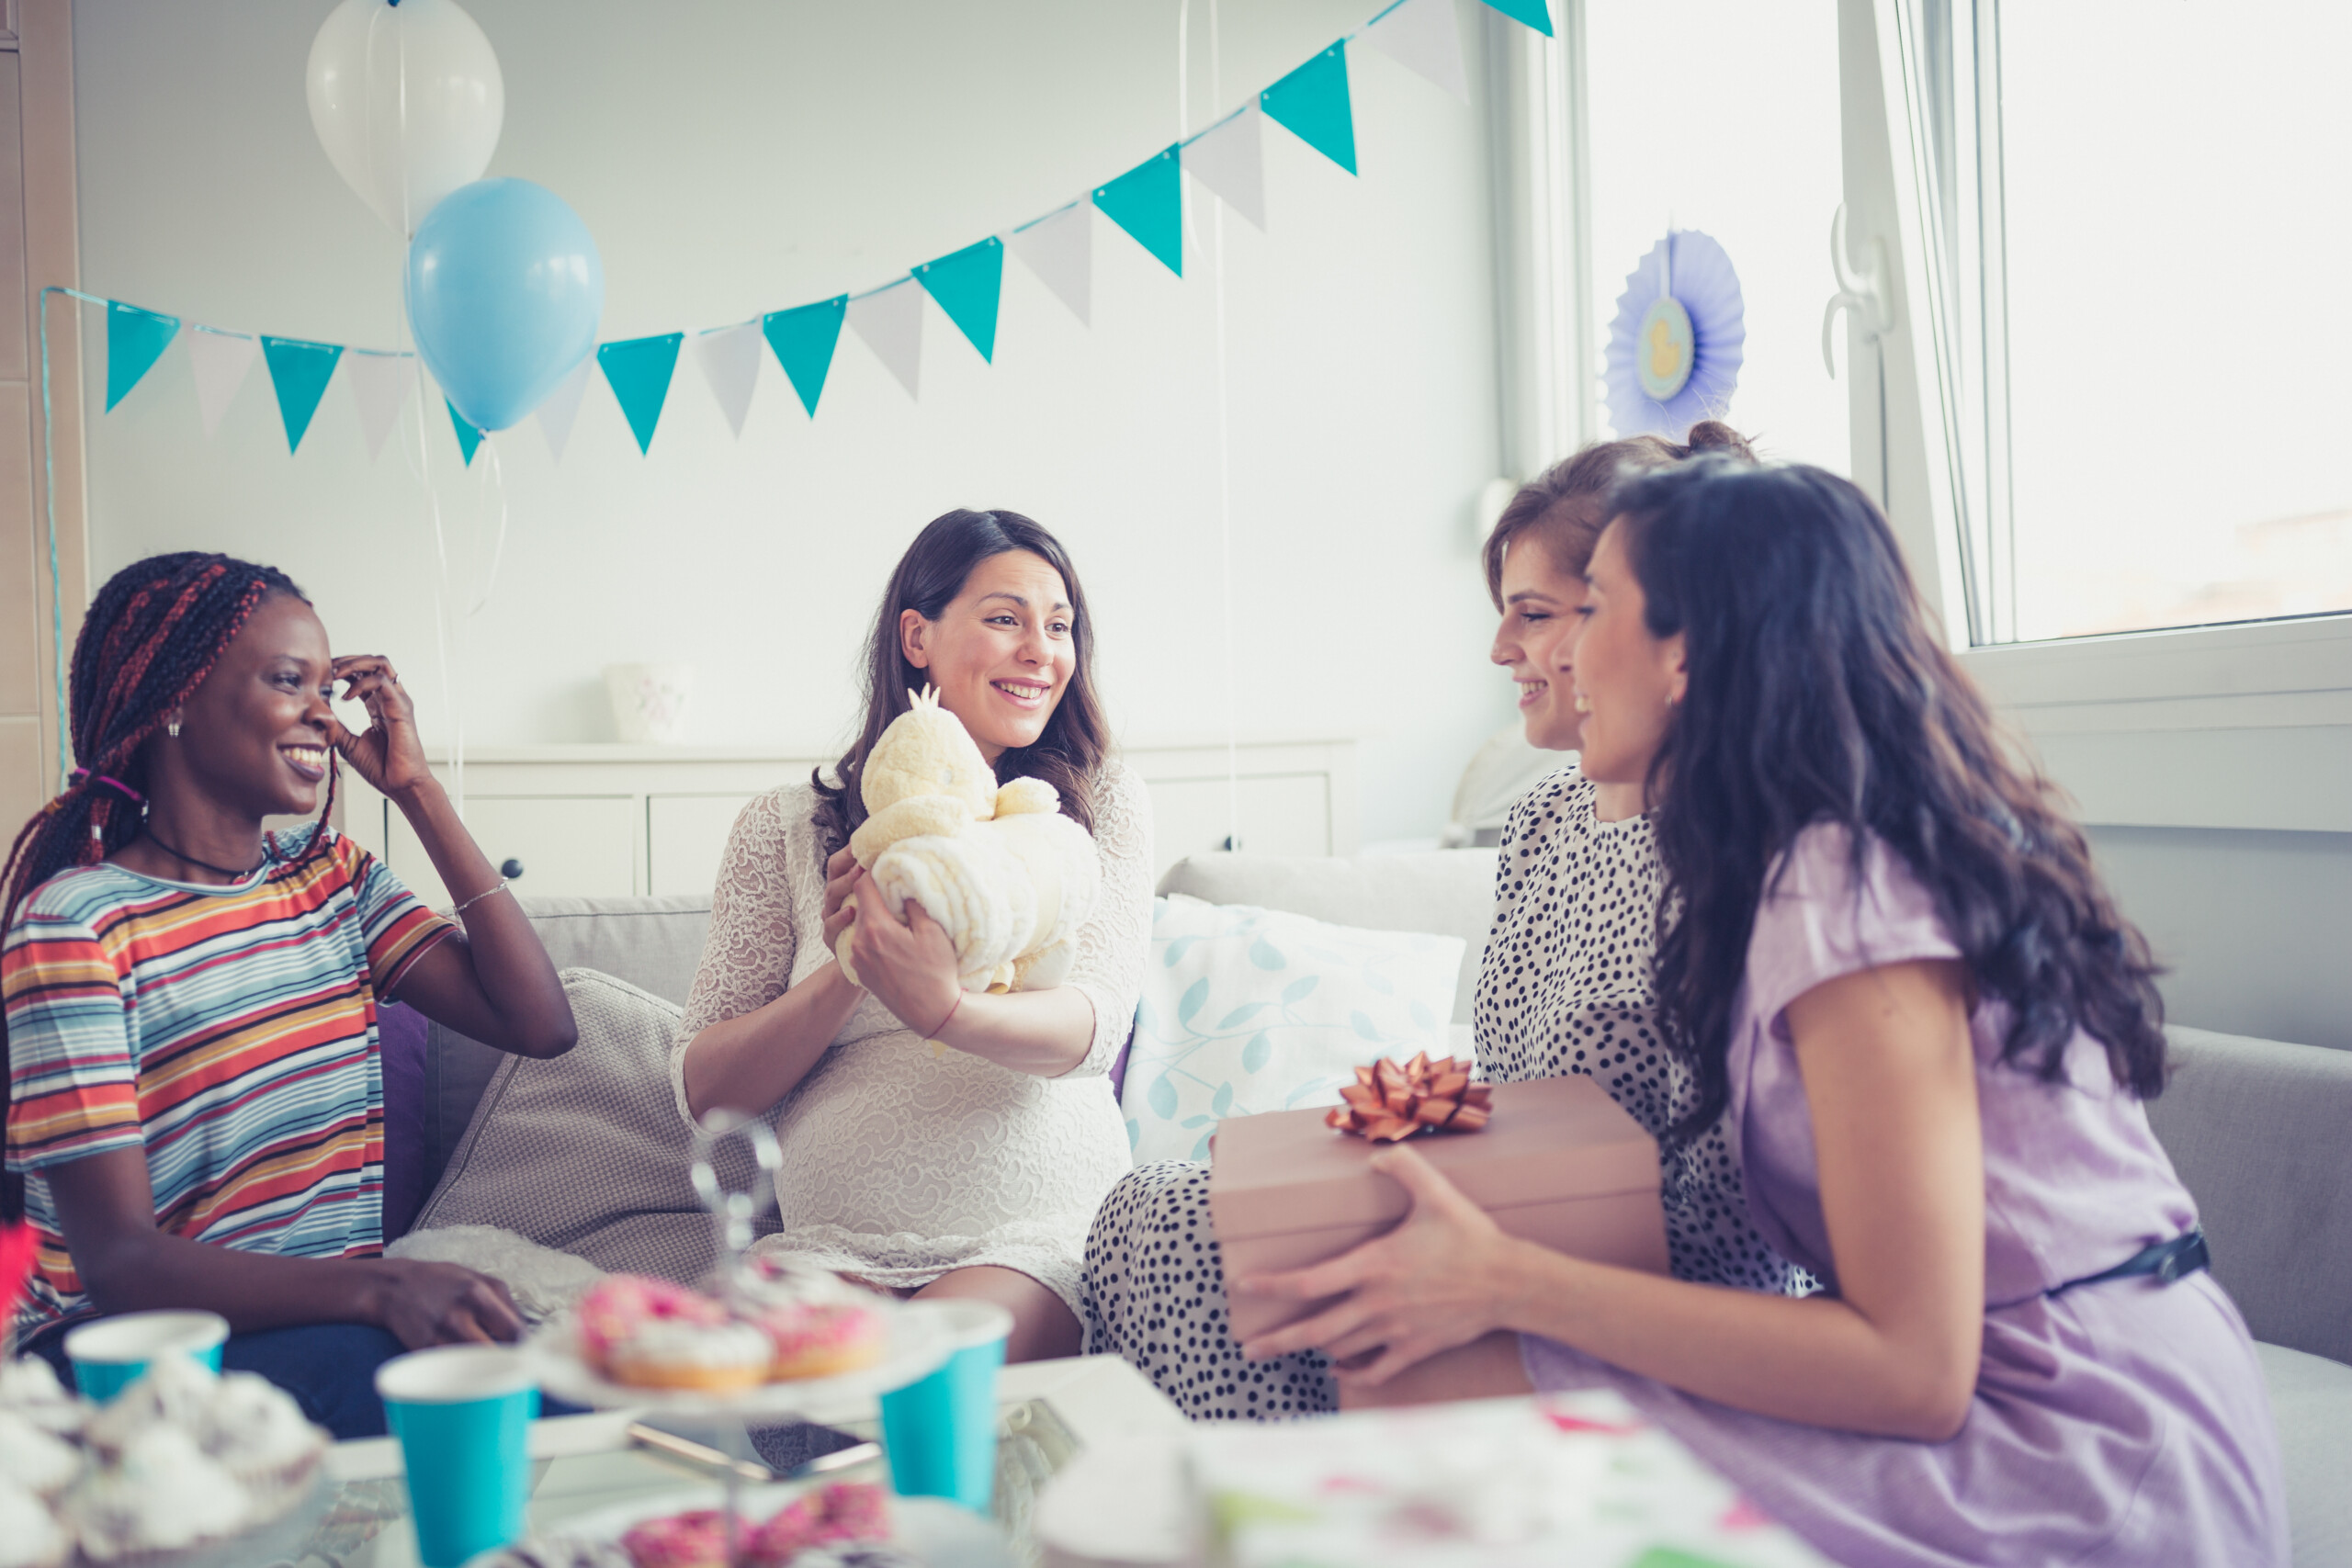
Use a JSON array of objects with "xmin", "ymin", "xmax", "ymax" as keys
[
  {"xmin": 1157, "ymin": 851, "xmax": 1497, "ymax": 1024},
  {"xmin": 422, "ymin": 896, "xmax": 714, "ymax": 1187},
  {"xmin": 2257, "ymin": 1342, "xmax": 2352, "ymax": 1568},
  {"xmin": 413, "ymin": 966, "xmax": 772, "ymax": 1284},
  {"xmin": 2144, "ymin": 1025, "xmax": 2352, "ymax": 1367}
]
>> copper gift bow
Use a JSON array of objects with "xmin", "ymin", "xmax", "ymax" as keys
[{"xmin": 1326, "ymin": 1053, "xmax": 1493, "ymax": 1143}]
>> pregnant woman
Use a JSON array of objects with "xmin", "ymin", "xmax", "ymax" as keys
[
  {"xmin": 1081, "ymin": 422, "xmax": 1806, "ymax": 1420},
  {"xmin": 674, "ymin": 510, "xmax": 1150, "ymax": 1361}
]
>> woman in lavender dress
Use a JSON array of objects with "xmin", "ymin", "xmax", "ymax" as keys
[{"xmin": 1238, "ymin": 459, "xmax": 2286, "ymax": 1565}]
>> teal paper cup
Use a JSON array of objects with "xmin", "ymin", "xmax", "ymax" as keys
[
  {"xmin": 375, "ymin": 1345, "xmax": 538, "ymax": 1568},
  {"xmin": 878, "ymin": 1299, "xmax": 1012, "ymax": 1513},
  {"xmin": 62, "ymin": 1310, "xmax": 228, "ymax": 1403}
]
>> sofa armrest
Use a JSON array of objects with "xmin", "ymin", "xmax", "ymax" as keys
[{"xmin": 2144, "ymin": 1025, "xmax": 2352, "ymax": 1366}]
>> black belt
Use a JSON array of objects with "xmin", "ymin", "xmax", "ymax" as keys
[{"xmin": 2047, "ymin": 1227, "xmax": 2209, "ymax": 1299}]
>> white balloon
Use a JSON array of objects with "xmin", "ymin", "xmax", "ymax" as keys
[{"xmin": 306, "ymin": 0, "xmax": 503, "ymax": 237}]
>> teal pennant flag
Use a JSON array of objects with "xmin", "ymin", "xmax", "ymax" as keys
[
  {"xmin": 447, "ymin": 397, "xmax": 484, "ymax": 465},
  {"xmin": 763, "ymin": 297, "xmax": 846, "ymax": 417},
  {"xmin": 598, "ymin": 333, "xmax": 684, "ymax": 454},
  {"xmin": 1261, "ymin": 42, "xmax": 1357, "ymax": 175},
  {"xmin": 1477, "ymin": 0, "xmax": 1555, "ymax": 37},
  {"xmin": 259, "ymin": 335, "xmax": 345, "ymax": 454},
  {"xmin": 914, "ymin": 236, "xmax": 1005, "ymax": 363},
  {"xmin": 104, "ymin": 301, "xmax": 178, "ymax": 412},
  {"xmin": 1092, "ymin": 146, "xmax": 1184, "ymax": 277}
]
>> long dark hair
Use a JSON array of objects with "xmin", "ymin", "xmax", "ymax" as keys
[
  {"xmin": 1610, "ymin": 460, "xmax": 2166, "ymax": 1148},
  {"xmin": 2, "ymin": 551, "xmax": 336, "ymax": 1219},
  {"xmin": 812, "ymin": 510, "xmax": 1110, "ymax": 853},
  {"xmin": 1481, "ymin": 421, "xmax": 1756, "ymax": 605}
]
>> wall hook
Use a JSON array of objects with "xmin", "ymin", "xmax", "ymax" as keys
[{"xmin": 1822, "ymin": 204, "xmax": 1892, "ymax": 377}]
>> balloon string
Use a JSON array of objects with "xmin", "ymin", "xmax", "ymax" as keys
[
  {"xmin": 393, "ymin": 269, "xmax": 464, "ymax": 820},
  {"xmin": 469, "ymin": 439, "xmax": 509, "ymax": 618}
]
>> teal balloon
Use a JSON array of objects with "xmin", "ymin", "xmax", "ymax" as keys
[
  {"xmin": 407, "ymin": 178, "xmax": 604, "ymax": 432},
  {"xmin": 1261, "ymin": 43, "xmax": 1357, "ymax": 175},
  {"xmin": 104, "ymin": 301, "xmax": 178, "ymax": 412}
]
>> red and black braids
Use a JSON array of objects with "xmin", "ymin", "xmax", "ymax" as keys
[{"xmin": 2, "ymin": 551, "xmax": 334, "ymax": 1218}]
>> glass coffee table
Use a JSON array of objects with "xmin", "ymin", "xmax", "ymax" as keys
[{"xmin": 300, "ymin": 1355, "xmax": 1184, "ymax": 1568}]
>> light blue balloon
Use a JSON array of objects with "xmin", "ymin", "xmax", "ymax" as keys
[{"xmin": 407, "ymin": 178, "xmax": 603, "ymax": 432}]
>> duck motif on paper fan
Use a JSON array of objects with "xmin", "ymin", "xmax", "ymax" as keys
[
  {"xmin": 833, "ymin": 687, "xmax": 1101, "ymax": 1004},
  {"xmin": 1604, "ymin": 229, "xmax": 1745, "ymax": 440}
]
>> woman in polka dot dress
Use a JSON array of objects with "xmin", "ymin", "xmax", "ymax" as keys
[{"xmin": 1082, "ymin": 424, "xmax": 1812, "ymax": 1420}]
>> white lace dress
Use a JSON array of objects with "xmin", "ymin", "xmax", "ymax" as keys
[{"xmin": 670, "ymin": 763, "xmax": 1152, "ymax": 1321}]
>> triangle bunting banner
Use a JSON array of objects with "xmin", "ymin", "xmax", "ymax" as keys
[
  {"xmin": 695, "ymin": 321, "xmax": 764, "ymax": 438},
  {"xmin": 1476, "ymin": 0, "xmax": 1554, "ymax": 37},
  {"xmin": 447, "ymin": 398, "xmax": 485, "ymax": 465},
  {"xmin": 344, "ymin": 351, "xmax": 414, "ymax": 461},
  {"xmin": 535, "ymin": 355, "xmax": 594, "ymax": 460},
  {"xmin": 1363, "ymin": 0, "xmax": 1469, "ymax": 100},
  {"xmin": 1006, "ymin": 203, "xmax": 1091, "ymax": 325},
  {"xmin": 1182, "ymin": 105, "xmax": 1268, "ymax": 231},
  {"xmin": 763, "ymin": 296, "xmax": 847, "ymax": 417},
  {"xmin": 599, "ymin": 333, "xmax": 684, "ymax": 455},
  {"xmin": 1261, "ymin": 43, "xmax": 1358, "ymax": 175},
  {"xmin": 187, "ymin": 328, "xmax": 259, "ymax": 440},
  {"xmin": 1093, "ymin": 146, "xmax": 1184, "ymax": 276},
  {"xmin": 846, "ymin": 281, "xmax": 923, "ymax": 400},
  {"xmin": 913, "ymin": 236, "xmax": 1006, "ymax": 363},
  {"xmin": 260, "ymin": 336, "xmax": 344, "ymax": 454},
  {"xmin": 104, "ymin": 301, "xmax": 179, "ymax": 412}
]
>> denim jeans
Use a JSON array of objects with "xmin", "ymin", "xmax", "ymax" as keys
[{"xmin": 29, "ymin": 1320, "xmax": 581, "ymax": 1441}]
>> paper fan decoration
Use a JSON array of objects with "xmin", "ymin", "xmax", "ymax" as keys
[{"xmin": 1603, "ymin": 230, "xmax": 1745, "ymax": 439}]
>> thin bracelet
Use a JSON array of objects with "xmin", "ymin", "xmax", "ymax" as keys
[
  {"xmin": 926, "ymin": 990, "xmax": 964, "ymax": 1043},
  {"xmin": 451, "ymin": 878, "xmax": 510, "ymax": 918}
]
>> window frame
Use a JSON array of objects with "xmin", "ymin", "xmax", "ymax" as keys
[{"xmin": 1836, "ymin": 0, "xmax": 2352, "ymax": 831}]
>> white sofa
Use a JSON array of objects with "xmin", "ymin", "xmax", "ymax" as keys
[{"xmin": 413, "ymin": 851, "xmax": 2352, "ymax": 1565}]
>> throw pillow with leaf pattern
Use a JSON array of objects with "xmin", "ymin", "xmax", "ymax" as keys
[{"xmin": 1122, "ymin": 894, "xmax": 1467, "ymax": 1164}]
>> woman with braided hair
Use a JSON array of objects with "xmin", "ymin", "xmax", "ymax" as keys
[{"xmin": 3, "ymin": 552, "xmax": 575, "ymax": 1437}]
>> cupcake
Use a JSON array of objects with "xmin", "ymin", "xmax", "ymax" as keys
[
  {"xmin": 0, "ymin": 1478, "xmax": 69, "ymax": 1568},
  {"xmin": 0, "ymin": 1356, "xmax": 88, "ymax": 1439},
  {"xmin": 197, "ymin": 1371, "xmax": 329, "ymax": 1514},
  {"xmin": 0, "ymin": 1409, "xmax": 80, "ymax": 1500},
  {"xmin": 70, "ymin": 1423, "xmax": 252, "ymax": 1562},
  {"xmin": 578, "ymin": 1276, "xmax": 774, "ymax": 1394},
  {"xmin": 82, "ymin": 1353, "xmax": 220, "ymax": 1457}
]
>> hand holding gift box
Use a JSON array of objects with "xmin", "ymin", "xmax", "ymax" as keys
[{"xmin": 1210, "ymin": 1065, "xmax": 1669, "ymax": 1345}]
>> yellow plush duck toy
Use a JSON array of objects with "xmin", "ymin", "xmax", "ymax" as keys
[{"xmin": 833, "ymin": 687, "xmax": 1101, "ymax": 999}]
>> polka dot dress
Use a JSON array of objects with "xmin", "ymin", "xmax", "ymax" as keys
[{"xmin": 1081, "ymin": 765, "xmax": 1811, "ymax": 1422}]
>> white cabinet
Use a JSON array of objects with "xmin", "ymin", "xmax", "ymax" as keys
[
  {"xmin": 647, "ymin": 794, "xmax": 761, "ymax": 897},
  {"xmin": 336, "ymin": 736, "xmax": 1357, "ymax": 908},
  {"xmin": 382, "ymin": 795, "xmax": 639, "ymax": 904}
]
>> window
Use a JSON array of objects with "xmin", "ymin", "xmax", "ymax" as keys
[
  {"xmin": 1901, "ymin": 0, "xmax": 2352, "ymax": 645},
  {"xmin": 1583, "ymin": 0, "xmax": 1849, "ymax": 472}
]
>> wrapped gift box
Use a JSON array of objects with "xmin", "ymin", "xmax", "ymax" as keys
[
  {"xmin": 1211, "ymin": 1074, "xmax": 1668, "ymax": 1340},
  {"xmin": 1190, "ymin": 1390, "xmax": 1834, "ymax": 1568}
]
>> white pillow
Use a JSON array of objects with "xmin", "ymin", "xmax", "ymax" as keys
[{"xmin": 1122, "ymin": 895, "xmax": 1467, "ymax": 1164}]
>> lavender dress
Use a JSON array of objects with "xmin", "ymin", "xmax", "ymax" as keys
[{"xmin": 1522, "ymin": 824, "xmax": 2288, "ymax": 1567}]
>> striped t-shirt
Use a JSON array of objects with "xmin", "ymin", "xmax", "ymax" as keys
[{"xmin": 3, "ymin": 826, "xmax": 452, "ymax": 1336}]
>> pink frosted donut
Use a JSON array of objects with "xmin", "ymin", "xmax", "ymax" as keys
[
  {"xmin": 619, "ymin": 1508, "xmax": 730, "ymax": 1568},
  {"xmin": 750, "ymin": 1482, "xmax": 890, "ymax": 1563},
  {"xmin": 577, "ymin": 1276, "xmax": 769, "ymax": 1393},
  {"xmin": 752, "ymin": 1300, "xmax": 886, "ymax": 1382}
]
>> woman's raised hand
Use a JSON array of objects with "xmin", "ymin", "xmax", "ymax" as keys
[
  {"xmin": 841, "ymin": 872, "xmax": 963, "ymax": 1039},
  {"xmin": 326, "ymin": 654, "xmax": 433, "ymax": 799}
]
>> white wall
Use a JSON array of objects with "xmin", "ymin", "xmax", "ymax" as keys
[{"xmin": 71, "ymin": 0, "xmax": 1520, "ymax": 844}]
